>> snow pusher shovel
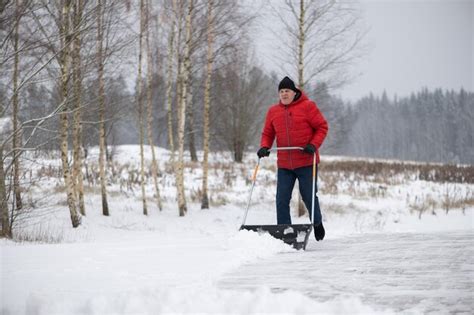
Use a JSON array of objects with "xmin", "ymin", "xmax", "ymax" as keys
[{"xmin": 240, "ymin": 147, "xmax": 317, "ymax": 250}]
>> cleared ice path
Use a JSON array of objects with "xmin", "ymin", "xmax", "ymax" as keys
[{"xmin": 219, "ymin": 231, "xmax": 474, "ymax": 314}]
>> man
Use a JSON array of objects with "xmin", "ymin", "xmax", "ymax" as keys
[{"xmin": 257, "ymin": 76, "xmax": 328, "ymax": 241}]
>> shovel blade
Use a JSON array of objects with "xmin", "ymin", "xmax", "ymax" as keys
[{"xmin": 240, "ymin": 224, "xmax": 313, "ymax": 250}]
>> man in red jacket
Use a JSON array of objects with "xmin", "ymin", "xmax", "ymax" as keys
[{"xmin": 257, "ymin": 76, "xmax": 328, "ymax": 241}]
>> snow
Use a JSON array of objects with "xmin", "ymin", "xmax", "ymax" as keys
[
  {"xmin": 221, "ymin": 230, "xmax": 474, "ymax": 314},
  {"xmin": 1, "ymin": 145, "xmax": 473, "ymax": 314}
]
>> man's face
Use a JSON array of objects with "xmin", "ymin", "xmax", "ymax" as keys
[{"xmin": 279, "ymin": 89, "xmax": 296, "ymax": 105}]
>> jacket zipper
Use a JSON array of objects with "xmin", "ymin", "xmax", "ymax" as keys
[{"xmin": 284, "ymin": 106, "xmax": 294, "ymax": 169}]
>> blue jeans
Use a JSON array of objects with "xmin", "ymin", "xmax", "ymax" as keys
[{"xmin": 276, "ymin": 166, "xmax": 322, "ymax": 225}]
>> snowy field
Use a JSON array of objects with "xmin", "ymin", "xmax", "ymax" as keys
[{"xmin": 1, "ymin": 145, "xmax": 473, "ymax": 314}]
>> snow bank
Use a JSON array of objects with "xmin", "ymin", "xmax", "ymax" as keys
[{"xmin": 23, "ymin": 287, "xmax": 389, "ymax": 315}]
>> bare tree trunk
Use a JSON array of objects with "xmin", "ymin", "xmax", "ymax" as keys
[
  {"xmin": 0, "ymin": 20, "xmax": 11, "ymax": 234},
  {"xmin": 297, "ymin": 0, "xmax": 306, "ymax": 218},
  {"xmin": 165, "ymin": 0, "xmax": 177, "ymax": 157},
  {"xmin": 176, "ymin": 0, "xmax": 193, "ymax": 217},
  {"xmin": 145, "ymin": 0, "xmax": 162, "ymax": 211},
  {"xmin": 72, "ymin": 0, "xmax": 85, "ymax": 216},
  {"xmin": 97, "ymin": 0, "xmax": 109, "ymax": 216},
  {"xmin": 173, "ymin": 0, "xmax": 184, "ymax": 161},
  {"xmin": 201, "ymin": 0, "xmax": 214, "ymax": 210},
  {"xmin": 0, "ymin": 45, "xmax": 6, "ymax": 236},
  {"xmin": 60, "ymin": 0, "xmax": 81, "ymax": 228},
  {"xmin": 12, "ymin": 0, "xmax": 22, "ymax": 211},
  {"xmin": 234, "ymin": 139, "xmax": 244, "ymax": 162},
  {"xmin": 187, "ymin": 72, "xmax": 197, "ymax": 162},
  {"xmin": 0, "ymin": 146, "xmax": 10, "ymax": 238},
  {"xmin": 137, "ymin": 0, "xmax": 148, "ymax": 215},
  {"xmin": 175, "ymin": 57, "xmax": 183, "ymax": 153},
  {"xmin": 175, "ymin": 57, "xmax": 182, "ymax": 131}
]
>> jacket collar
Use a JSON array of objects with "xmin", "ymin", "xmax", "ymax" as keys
[{"xmin": 279, "ymin": 90, "xmax": 308, "ymax": 107}]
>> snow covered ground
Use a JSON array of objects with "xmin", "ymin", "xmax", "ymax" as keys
[
  {"xmin": 220, "ymin": 230, "xmax": 474, "ymax": 314},
  {"xmin": 1, "ymin": 145, "xmax": 473, "ymax": 314}
]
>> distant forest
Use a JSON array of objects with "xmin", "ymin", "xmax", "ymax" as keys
[
  {"xmin": 14, "ymin": 80, "xmax": 473, "ymax": 165},
  {"xmin": 315, "ymin": 87, "xmax": 474, "ymax": 165}
]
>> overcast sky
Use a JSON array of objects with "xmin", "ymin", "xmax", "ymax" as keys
[{"xmin": 251, "ymin": 0, "xmax": 473, "ymax": 102}]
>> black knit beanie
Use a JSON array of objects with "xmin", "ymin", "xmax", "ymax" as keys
[{"xmin": 278, "ymin": 76, "xmax": 299, "ymax": 93}]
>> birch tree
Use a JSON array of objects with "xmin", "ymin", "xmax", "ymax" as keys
[
  {"xmin": 175, "ymin": 0, "xmax": 193, "ymax": 216},
  {"xmin": 165, "ymin": 0, "xmax": 177, "ymax": 157},
  {"xmin": 12, "ymin": 0, "xmax": 23, "ymax": 218},
  {"xmin": 72, "ymin": 0, "xmax": 85, "ymax": 216},
  {"xmin": 201, "ymin": 0, "xmax": 214, "ymax": 210},
  {"xmin": 1, "ymin": 0, "xmax": 80, "ymax": 234},
  {"xmin": 145, "ymin": 0, "xmax": 162, "ymax": 211},
  {"xmin": 272, "ymin": 0, "xmax": 366, "ymax": 90},
  {"xmin": 11, "ymin": 0, "xmax": 22, "ymax": 212},
  {"xmin": 173, "ymin": 0, "xmax": 185, "ymax": 159},
  {"xmin": 59, "ymin": 0, "xmax": 81, "ymax": 227},
  {"xmin": 97, "ymin": 0, "xmax": 109, "ymax": 216},
  {"xmin": 137, "ymin": 0, "xmax": 147, "ymax": 215}
]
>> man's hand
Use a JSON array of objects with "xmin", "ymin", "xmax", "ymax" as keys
[
  {"xmin": 303, "ymin": 144, "xmax": 316, "ymax": 154},
  {"xmin": 257, "ymin": 147, "xmax": 270, "ymax": 158}
]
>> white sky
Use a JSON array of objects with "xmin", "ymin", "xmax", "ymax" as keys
[{"xmin": 251, "ymin": 0, "xmax": 473, "ymax": 102}]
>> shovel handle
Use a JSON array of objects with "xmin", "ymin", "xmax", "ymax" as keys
[
  {"xmin": 269, "ymin": 146, "xmax": 304, "ymax": 152},
  {"xmin": 251, "ymin": 163, "xmax": 259, "ymax": 181},
  {"xmin": 241, "ymin": 158, "xmax": 261, "ymax": 227}
]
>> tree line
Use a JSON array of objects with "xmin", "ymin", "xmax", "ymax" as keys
[{"xmin": 313, "ymin": 87, "xmax": 474, "ymax": 165}]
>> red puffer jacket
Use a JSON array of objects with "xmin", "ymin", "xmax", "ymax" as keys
[{"xmin": 260, "ymin": 91, "xmax": 328, "ymax": 169}]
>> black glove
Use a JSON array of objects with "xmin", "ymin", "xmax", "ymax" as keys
[
  {"xmin": 303, "ymin": 144, "xmax": 316, "ymax": 154},
  {"xmin": 257, "ymin": 147, "xmax": 270, "ymax": 158}
]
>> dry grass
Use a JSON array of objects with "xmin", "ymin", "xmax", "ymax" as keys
[
  {"xmin": 408, "ymin": 195, "xmax": 438, "ymax": 219},
  {"xmin": 321, "ymin": 202, "xmax": 359, "ymax": 215},
  {"xmin": 408, "ymin": 186, "xmax": 474, "ymax": 218},
  {"xmin": 210, "ymin": 195, "xmax": 229, "ymax": 207},
  {"xmin": 13, "ymin": 224, "xmax": 65, "ymax": 243},
  {"xmin": 320, "ymin": 160, "xmax": 474, "ymax": 184},
  {"xmin": 31, "ymin": 154, "xmax": 474, "ymax": 218}
]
